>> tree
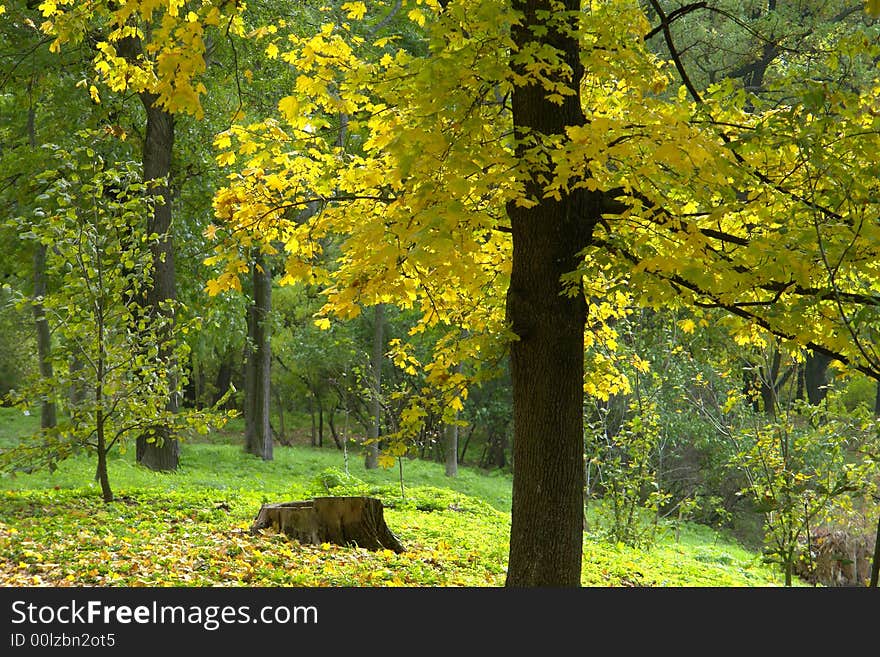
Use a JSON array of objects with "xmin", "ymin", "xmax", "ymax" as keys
[
  {"xmin": 732, "ymin": 398, "xmax": 878, "ymax": 586},
  {"xmin": 1, "ymin": 142, "xmax": 229, "ymax": 501},
  {"xmin": 31, "ymin": 0, "xmax": 246, "ymax": 471},
  {"xmin": 206, "ymin": 0, "xmax": 880, "ymax": 585}
]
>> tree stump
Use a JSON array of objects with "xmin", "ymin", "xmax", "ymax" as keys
[{"xmin": 250, "ymin": 496, "xmax": 405, "ymax": 553}]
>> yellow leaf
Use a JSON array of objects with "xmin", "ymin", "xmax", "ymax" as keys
[
  {"xmin": 341, "ymin": 1, "xmax": 367, "ymax": 19},
  {"xmin": 278, "ymin": 95, "xmax": 299, "ymax": 121},
  {"xmin": 314, "ymin": 317, "xmax": 331, "ymax": 330},
  {"xmin": 89, "ymin": 85, "xmax": 101, "ymax": 104},
  {"xmin": 217, "ymin": 151, "xmax": 236, "ymax": 166},
  {"xmin": 407, "ymin": 8, "xmax": 425, "ymax": 26},
  {"xmin": 677, "ymin": 318, "xmax": 695, "ymax": 334},
  {"xmin": 37, "ymin": 1, "xmax": 56, "ymax": 17}
]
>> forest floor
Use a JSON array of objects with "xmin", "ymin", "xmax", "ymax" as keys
[{"xmin": 0, "ymin": 408, "xmax": 800, "ymax": 587}]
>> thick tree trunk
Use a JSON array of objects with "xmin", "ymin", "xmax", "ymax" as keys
[
  {"xmin": 505, "ymin": 0, "xmax": 593, "ymax": 587},
  {"xmin": 804, "ymin": 352, "xmax": 831, "ymax": 405},
  {"xmin": 135, "ymin": 96, "xmax": 179, "ymax": 471},
  {"xmin": 245, "ymin": 251, "xmax": 273, "ymax": 460},
  {"xmin": 213, "ymin": 348, "xmax": 235, "ymax": 406},
  {"xmin": 251, "ymin": 497, "xmax": 404, "ymax": 552},
  {"xmin": 364, "ymin": 304, "xmax": 384, "ymax": 469}
]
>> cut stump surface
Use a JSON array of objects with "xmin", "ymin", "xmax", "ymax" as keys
[{"xmin": 250, "ymin": 496, "xmax": 405, "ymax": 553}]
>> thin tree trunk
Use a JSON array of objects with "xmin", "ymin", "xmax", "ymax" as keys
[
  {"xmin": 328, "ymin": 407, "xmax": 344, "ymax": 449},
  {"xmin": 95, "ymin": 308, "xmax": 112, "ymax": 502},
  {"xmin": 444, "ymin": 422, "xmax": 458, "ymax": 478},
  {"xmin": 365, "ymin": 304, "xmax": 384, "ymax": 469},
  {"xmin": 245, "ymin": 251, "xmax": 272, "ymax": 460},
  {"xmin": 444, "ymin": 362, "xmax": 462, "ymax": 477},
  {"xmin": 309, "ymin": 393, "xmax": 317, "ymax": 447},
  {"xmin": 95, "ymin": 410, "xmax": 112, "ymax": 503},
  {"xmin": 870, "ymin": 511, "xmax": 879, "ymax": 587},
  {"xmin": 244, "ymin": 301, "xmax": 256, "ymax": 448},
  {"xmin": 274, "ymin": 388, "xmax": 286, "ymax": 445},
  {"xmin": 32, "ymin": 244, "xmax": 56, "ymax": 430},
  {"xmin": 872, "ymin": 389, "xmax": 880, "ymax": 587},
  {"xmin": 505, "ymin": 0, "xmax": 594, "ymax": 587},
  {"xmin": 27, "ymin": 104, "xmax": 56, "ymax": 431},
  {"xmin": 318, "ymin": 397, "xmax": 324, "ymax": 448}
]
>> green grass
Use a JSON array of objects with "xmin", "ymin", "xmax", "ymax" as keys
[{"xmin": 0, "ymin": 407, "xmax": 797, "ymax": 587}]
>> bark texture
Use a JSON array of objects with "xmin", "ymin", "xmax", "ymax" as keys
[
  {"xmin": 136, "ymin": 96, "xmax": 179, "ymax": 471},
  {"xmin": 505, "ymin": 0, "xmax": 597, "ymax": 587},
  {"xmin": 251, "ymin": 497, "xmax": 405, "ymax": 552},
  {"xmin": 32, "ymin": 244, "xmax": 56, "ymax": 430},
  {"xmin": 245, "ymin": 251, "xmax": 273, "ymax": 460},
  {"xmin": 364, "ymin": 304, "xmax": 384, "ymax": 469}
]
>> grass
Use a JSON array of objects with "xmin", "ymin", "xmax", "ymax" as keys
[{"xmin": 0, "ymin": 407, "xmax": 798, "ymax": 587}]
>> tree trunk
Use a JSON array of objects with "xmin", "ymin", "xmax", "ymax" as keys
[
  {"xmin": 27, "ymin": 104, "xmax": 56, "ymax": 431},
  {"xmin": 870, "ymin": 511, "xmax": 879, "ymax": 587},
  {"xmin": 458, "ymin": 424, "xmax": 475, "ymax": 465},
  {"xmin": 251, "ymin": 497, "xmax": 404, "ymax": 552},
  {"xmin": 444, "ymin": 422, "xmax": 458, "ymax": 478},
  {"xmin": 444, "ymin": 362, "xmax": 462, "ymax": 477},
  {"xmin": 804, "ymin": 352, "xmax": 831, "ymax": 405},
  {"xmin": 32, "ymin": 244, "xmax": 56, "ymax": 430},
  {"xmin": 316, "ymin": 397, "xmax": 323, "ymax": 448},
  {"xmin": 274, "ymin": 388, "xmax": 287, "ymax": 445},
  {"xmin": 245, "ymin": 251, "xmax": 273, "ymax": 460},
  {"xmin": 364, "ymin": 304, "xmax": 384, "ymax": 469},
  {"xmin": 212, "ymin": 348, "xmax": 235, "ymax": 406},
  {"xmin": 872, "ymin": 390, "xmax": 880, "ymax": 588},
  {"xmin": 483, "ymin": 430, "xmax": 508, "ymax": 470},
  {"xmin": 505, "ymin": 0, "xmax": 594, "ymax": 587},
  {"xmin": 95, "ymin": 411, "xmax": 113, "ymax": 503},
  {"xmin": 135, "ymin": 95, "xmax": 179, "ymax": 471},
  {"xmin": 244, "ymin": 301, "xmax": 256, "ymax": 447},
  {"xmin": 328, "ymin": 407, "xmax": 344, "ymax": 449},
  {"xmin": 309, "ymin": 392, "xmax": 317, "ymax": 447},
  {"xmin": 759, "ymin": 350, "xmax": 782, "ymax": 416}
]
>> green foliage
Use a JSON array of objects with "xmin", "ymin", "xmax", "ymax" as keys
[
  {"xmin": 729, "ymin": 397, "xmax": 880, "ymax": 585},
  {"xmin": 587, "ymin": 396, "xmax": 670, "ymax": 549},
  {"xmin": 0, "ymin": 140, "xmax": 233, "ymax": 500},
  {"xmin": 310, "ymin": 466, "xmax": 369, "ymax": 496},
  {"xmin": 0, "ymin": 289, "xmax": 36, "ymax": 399}
]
